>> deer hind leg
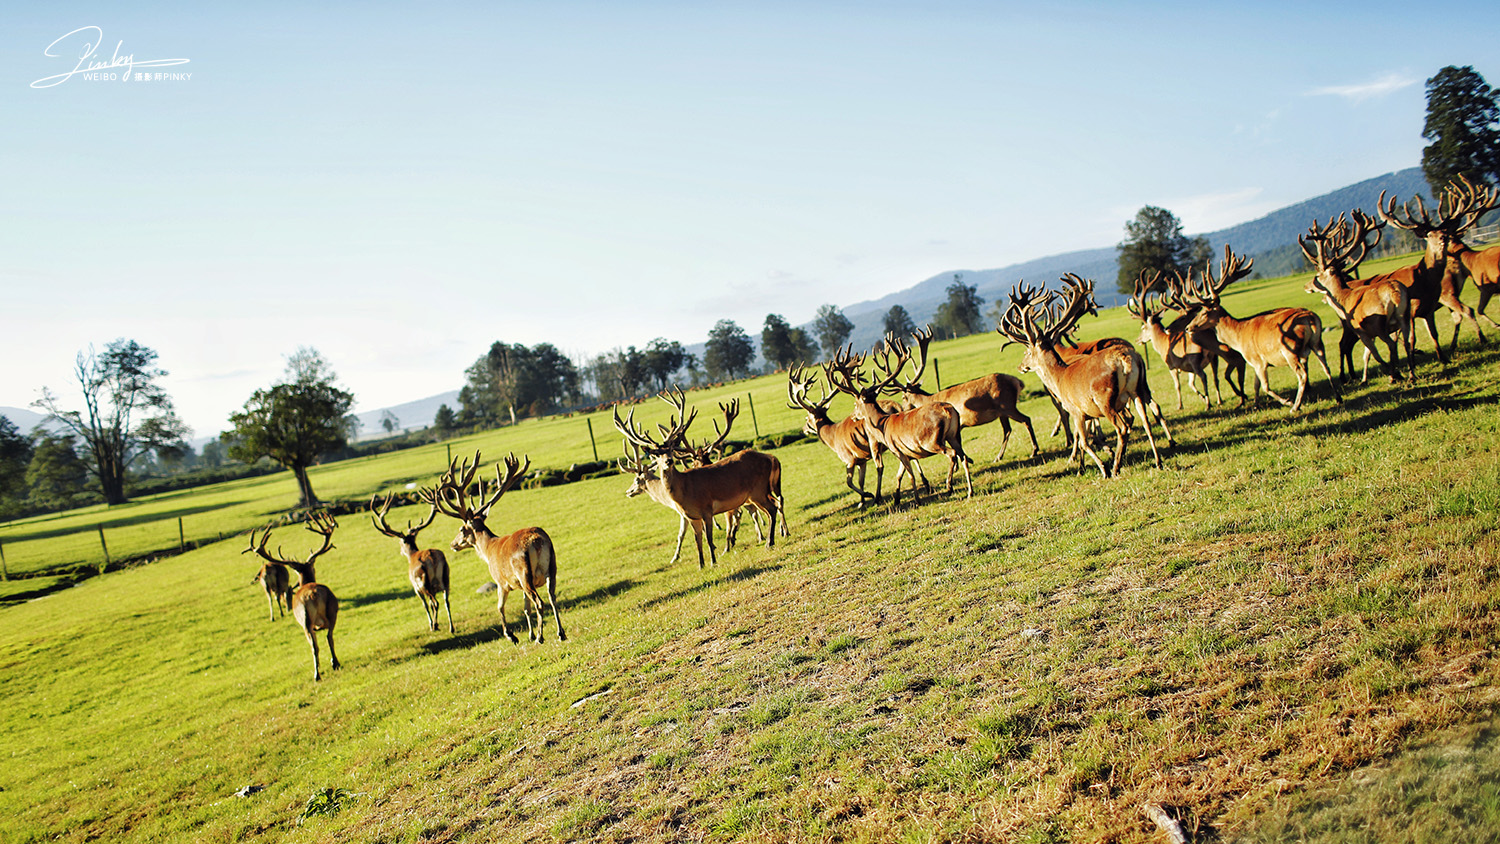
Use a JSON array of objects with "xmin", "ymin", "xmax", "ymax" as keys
[
  {"xmin": 1133, "ymin": 396, "xmax": 1164, "ymax": 469},
  {"xmin": 1308, "ymin": 339, "xmax": 1341, "ymax": 405},
  {"xmin": 520, "ymin": 588, "xmax": 542, "ymax": 643},
  {"xmin": 303, "ymin": 626, "xmax": 323, "ymax": 681},
  {"xmin": 671, "ymin": 516, "xmax": 689, "ymax": 565},
  {"xmin": 442, "ymin": 588, "xmax": 455, "ymax": 634},
  {"xmin": 1169, "ymin": 369, "xmax": 1184, "ymax": 410},
  {"xmin": 847, "ymin": 462, "xmax": 871, "ymax": 508},
  {"xmin": 1073, "ymin": 416, "xmax": 1110, "ymax": 478},
  {"xmin": 1445, "ymin": 295, "xmax": 1485, "ymax": 354},
  {"xmin": 1012, "ymin": 408, "xmax": 1040, "ymax": 459},
  {"xmin": 325, "ymin": 626, "xmax": 340, "ymax": 672}
]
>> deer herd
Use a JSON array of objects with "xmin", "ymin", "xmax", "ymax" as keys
[{"xmin": 243, "ymin": 178, "xmax": 1500, "ymax": 681}]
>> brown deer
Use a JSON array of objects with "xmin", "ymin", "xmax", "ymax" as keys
[
  {"xmin": 824, "ymin": 340, "xmax": 972, "ymax": 506},
  {"xmin": 787, "ymin": 364, "xmax": 885, "ymax": 508},
  {"xmin": 1440, "ymin": 175, "xmax": 1500, "ymax": 335},
  {"xmin": 1376, "ymin": 184, "xmax": 1493, "ymax": 357},
  {"xmin": 422, "ymin": 452, "xmax": 565, "ymax": 645},
  {"xmin": 997, "ymin": 275, "xmax": 1171, "ymax": 477},
  {"xmin": 1298, "ymin": 210, "xmax": 1414, "ymax": 383},
  {"xmin": 892, "ymin": 326, "xmax": 1039, "ymax": 461},
  {"xmin": 249, "ymin": 560, "xmax": 292, "ymax": 622},
  {"xmin": 1182, "ymin": 245, "xmax": 1341, "ymax": 412},
  {"xmin": 370, "ymin": 494, "xmax": 454, "ymax": 634},
  {"xmin": 1129, "ymin": 269, "xmax": 1225, "ymax": 409},
  {"xmin": 614, "ymin": 394, "xmax": 783, "ymax": 567},
  {"xmin": 677, "ymin": 395, "xmax": 787, "ymax": 547},
  {"xmin": 243, "ymin": 512, "xmax": 341, "ymax": 681}
]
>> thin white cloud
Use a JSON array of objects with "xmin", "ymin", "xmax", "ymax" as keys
[{"xmin": 1306, "ymin": 72, "xmax": 1416, "ymax": 102}]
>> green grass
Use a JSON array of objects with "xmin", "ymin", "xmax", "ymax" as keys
[{"xmin": 3, "ymin": 255, "xmax": 1500, "ymax": 842}]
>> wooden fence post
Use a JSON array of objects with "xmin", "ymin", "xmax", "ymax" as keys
[
  {"xmin": 586, "ymin": 417, "xmax": 599, "ymax": 462},
  {"xmin": 178, "ymin": 517, "xmax": 186, "ymax": 552},
  {"xmin": 933, "ymin": 357, "xmax": 943, "ymax": 390},
  {"xmin": 1, "ymin": 540, "xmax": 7, "ymax": 581},
  {"xmin": 747, "ymin": 392, "xmax": 761, "ymax": 440}
]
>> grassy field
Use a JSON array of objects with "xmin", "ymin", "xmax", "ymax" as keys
[{"xmin": 3, "ymin": 257, "xmax": 1500, "ymax": 842}]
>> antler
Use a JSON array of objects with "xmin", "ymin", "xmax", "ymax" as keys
[
  {"xmin": 894, "ymin": 326, "xmax": 935, "ymax": 391},
  {"xmin": 421, "ymin": 451, "xmax": 483, "ymax": 521},
  {"xmin": 1442, "ymin": 174, "xmax": 1500, "ymax": 235},
  {"xmin": 997, "ymin": 281, "xmax": 1047, "ymax": 347},
  {"xmin": 369, "ymin": 493, "xmax": 438, "ymax": 539},
  {"xmin": 1181, "ymin": 245, "xmax": 1253, "ymax": 307},
  {"xmin": 786, "ymin": 363, "xmax": 833, "ymax": 413},
  {"xmin": 823, "ymin": 344, "xmax": 871, "ymax": 398},
  {"xmin": 303, "ymin": 510, "xmax": 339, "ymax": 564},
  {"xmin": 243, "ymin": 525, "xmax": 293, "ymax": 565},
  {"xmin": 867, "ymin": 333, "xmax": 916, "ymax": 396},
  {"xmin": 1299, "ymin": 211, "xmax": 1383, "ymax": 273},
  {"xmin": 1128, "ymin": 268, "xmax": 1169, "ymax": 323},
  {"xmin": 699, "ymin": 399, "xmax": 739, "ymax": 461}
]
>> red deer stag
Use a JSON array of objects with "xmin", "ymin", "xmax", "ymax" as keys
[
  {"xmin": 787, "ymin": 364, "xmax": 885, "ymax": 508},
  {"xmin": 677, "ymin": 396, "xmax": 787, "ymax": 546},
  {"xmin": 1298, "ymin": 210, "xmax": 1414, "ymax": 382},
  {"xmin": 1182, "ymin": 245, "xmax": 1341, "ymax": 411},
  {"xmin": 892, "ymin": 326, "xmax": 1039, "ymax": 461},
  {"xmin": 823, "ymin": 340, "xmax": 972, "ymax": 506},
  {"xmin": 1440, "ymin": 175, "xmax": 1500, "ymax": 334},
  {"xmin": 422, "ymin": 452, "xmax": 565, "ymax": 645},
  {"xmin": 997, "ymin": 275, "xmax": 1171, "ymax": 477},
  {"xmin": 613, "ymin": 394, "xmax": 783, "ymax": 568},
  {"xmin": 1129, "ymin": 269, "xmax": 1230, "ymax": 409},
  {"xmin": 243, "ymin": 512, "xmax": 341, "ymax": 681},
  {"xmin": 370, "ymin": 494, "xmax": 454, "ymax": 633},
  {"xmin": 248, "ymin": 559, "xmax": 292, "ymax": 622},
  {"xmin": 1377, "ymin": 184, "xmax": 1493, "ymax": 357}
]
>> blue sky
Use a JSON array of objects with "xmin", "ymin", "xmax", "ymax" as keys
[{"xmin": 1, "ymin": 1, "xmax": 1495, "ymax": 435}]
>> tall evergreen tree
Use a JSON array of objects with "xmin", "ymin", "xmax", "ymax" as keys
[
  {"xmin": 25, "ymin": 432, "xmax": 91, "ymax": 510},
  {"xmin": 1116, "ymin": 206, "xmax": 1196, "ymax": 296},
  {"xmin": 883, "ymin": 305, "xmax": 917, "ymax": 341},
  {"xmin": 1422, "ymin": 65, "xmax": 1500, "ymax": 193}
]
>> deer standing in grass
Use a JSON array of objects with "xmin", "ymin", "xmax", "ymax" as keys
[
  {"xmin": 1129, "ymin": 269, "xmax": 1244, "ymax": 409},
  {"xmin": 249, "ymin": 560, "xmax": 292, "ymax": 622},
  {"xmin": 422, "ymin": 452, "xmax": 565, "ymax": 645},
  {"xmin": 1298, "ymin": 210, "xmax": 1415, "ymax": 383},
  {"xmin": 370, "ymin": 495, "xmax": 454, "ymax": 634},
  {"xmin": 1439, "ymin": 176, "xmax": 1500, "ymax": 337},
  {"xmin": 997, "ymin": 275, "xmax": 1171, "ymax": 477},
  {"xmin": 787, "ymin": 364, "xmax": 885, "ymax": 508},
  {"xmin": 676, "ymin": 395, "xmax": 787, "ymax": 548},
  {"xmin": 1182, "ymin": 246, "xmax": 1341, "ymax": 412},
  {"xmin": 823, "ymin": 339, "xmax": 971, "ymax": 506},
  {"xmin": 891, "ymin": 326, "xmax": 1039, "ymax": 461},
  {"xmin": 614, "ymin": 392, "xmax": 783, "ymax": 568},
  {"xmin": 244, "ymin": 512, "xmax": 341, "ymax": 681},
  {"xmin": 1374, "ymin": 185, "xmax": 1493, "ymax": 358}
]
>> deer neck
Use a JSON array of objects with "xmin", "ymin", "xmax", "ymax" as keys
[
  {"xmin": 398, "ymin": 537, "xmax": 421, "ymax": 561},
  {"xmin": 284, "ymin": 560, "xmax": 316, "ymax": 587}
]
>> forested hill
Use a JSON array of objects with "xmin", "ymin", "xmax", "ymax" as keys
[{"xmin": 832, "ymin": 166, "xmax": 1432, "ymax": 353}]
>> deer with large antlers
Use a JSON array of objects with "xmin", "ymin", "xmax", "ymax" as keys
[
  {"xmin": 614, "ymin": 390, "xmax": 783, "ymax": 567},
  {"xmin": 787, "ymin": 364, "xmax": 885, "ymax": 508},
  {"xmin": 1376, "ymin": 184, "xmax": 1493, "ymax": 357},
  {"xmin": 422, "ymin": 452, "xmax": 565, "ymax": 645},
  {"xmin": 997, "ymin": 275, "xmax": 1171, "ymax": 477},
  {"xmin": 1129, "ymin": 269, "xmax": 1235, "ymax": 409},
  {"xmin": 1438, "ymin": 175, "xmax": 1500, "ymax": 337},
  {"xmin": 370, "ymin": 495, "xmax": 454, "ymax": 634},
  {"xmin": 249, "ymin": 560, "xmax": 293, "ymax": 622},
  {"xmin": 243, "ymin": 511, "xmax": 341, "ymax": 681},
  {"xmin": 824, "ymin": 340, "xmax": 972, "ymax": 506},
  {"xmin": 1298, "ymin": 210, "xmax": 1415, "ymax": 383},
  {"xmin": 1181, "ymin": 245, "xmax": 1341, "ymax": 412},
  {"xmin": 678, "ymin": 396, "xmax": 786, "ymax": 547},
  {"xmin": 891, "ymin": 326, "xmax": 1039, "ymax": 462}
]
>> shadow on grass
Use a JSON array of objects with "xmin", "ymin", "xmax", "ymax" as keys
[
  {"xmin": 639, "ymin": 563, "xmax": 785, "ymax": 610},
  {"xmin": 417, "ymin": 626, "xmax": 508, "ymax": 655}
]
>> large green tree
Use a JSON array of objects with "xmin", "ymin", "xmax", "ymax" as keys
[
  {"xmin": 883, "ymin": 305, "xmax": 917, "ymax": 341},
  {"xmin": 25, "ymin": 432, "xmax": 91, "ymax": 510},
  {"xmin": 459, "ymin": 341, "xmax": 580, "ymax": 424},
  {"xmin": 813, "ymin": 305, "xmax": 854, "ymax": 355},
  {"xmin": 704, "ymin": 319, "xmax": 755, "ymax": 380},
  {"xmin": 33, "ymin": 339, "xmax": 190, "ymax": 506},
  {"xmin": 1116, "ymin": 206, "xmax": 1204, "ymax": 296},
  {"xmin": 0, "ymin": 417, "xmax": 34, "ymax": 515},
  {"xmin": 761, "ymin": 314, "xmax": 819, "ymax": 370},
  {"xmin": 642, "ymin": 338, "xmax": 689, "ymax": 391},
  {"xmin": 932, "ymin": 275, "xmax": 987, "ymax": 339},
  {"xmin": 224, "ymin": 347, "xmax": 354, "ymax": 508},
  {"xmin": 1422, "ymin": 65, "xmax": 1500, "ymax": 193}
]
